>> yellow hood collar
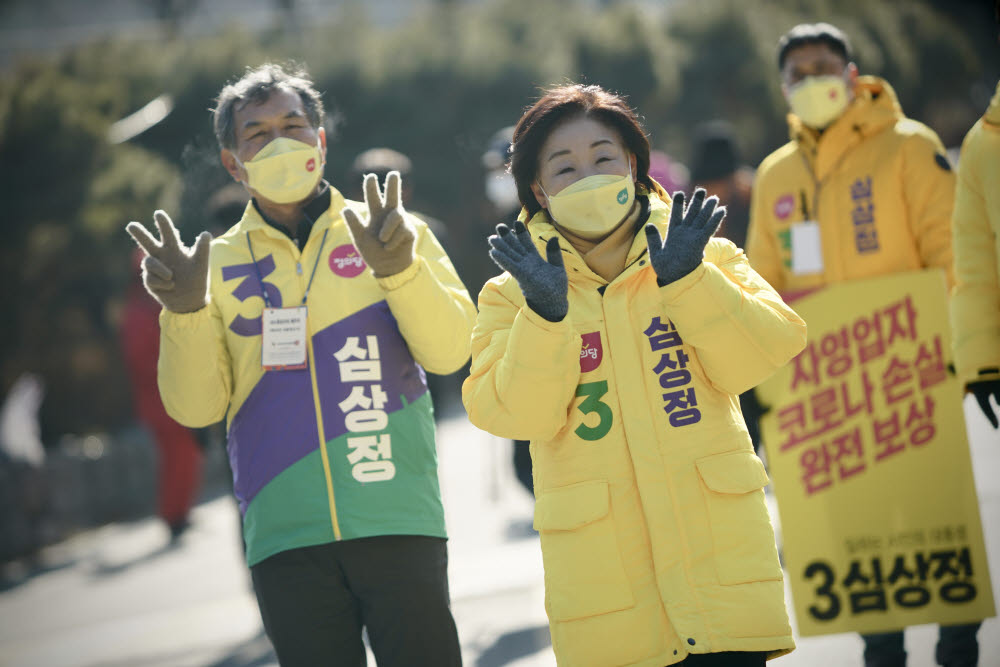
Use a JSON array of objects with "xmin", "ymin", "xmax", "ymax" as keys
[
  {"xmin": 234, "ymin": 185, "xmax": 347, "ymax": 238},
  {"xmin": 984, "ymin": 80, "xmax": 1000, "ymax": 125},
  {"xmin": 788, "ymin": 75, "xmax": 902, "ymax": 146}
]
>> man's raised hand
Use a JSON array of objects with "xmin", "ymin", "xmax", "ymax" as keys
[
  {"xmin": 126, "ymin": 210, "xmax": 211, "ymax": 313},
  {"xmin": 342, "ymin": 171, "xmax": 416, "ymax": 278}
]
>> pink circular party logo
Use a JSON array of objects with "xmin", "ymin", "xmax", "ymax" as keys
[
  {"xmin": 306, "ymin": 157, "xmax": 316, "ymax": 172},
  {"xmin": 579, "ymin": 332, "xmax": 603, "ymax": 373},
  {"xmin": 329, "ymin": 244, "xmax": 367, "ymax": 278},
  {"xmin": 774, "ymin": 194, "xmax": 795, "ymax": 220}
]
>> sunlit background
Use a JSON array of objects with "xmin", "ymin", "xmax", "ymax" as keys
[{"xmin": 0, "ymin": 1, "xmax": 997, "ymax": 665}]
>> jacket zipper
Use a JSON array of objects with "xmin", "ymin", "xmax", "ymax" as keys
[
  {"xmin": 797, "ymin": 128, "xmax": 863, "ymax": 282},
  {"xmin": 297, "ymin": 226, "xmax": 342, "ymax": 540}
]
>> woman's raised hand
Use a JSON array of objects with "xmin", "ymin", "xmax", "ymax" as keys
[
  {"xmin": 644, "ymin": 188, "xmax": 725, "ymax": 286},
  {"xmin": 488, "ymin": 220, "xmax": 568, "ymax": 322}
]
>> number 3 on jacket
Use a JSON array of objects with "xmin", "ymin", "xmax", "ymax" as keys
[{"xmin": 575, "ymin": 380, "xmax": 613, "ymax": 441}]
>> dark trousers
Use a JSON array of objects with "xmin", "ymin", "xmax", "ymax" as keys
[
  {"xmin": 862, "ymin": 622, "xmax": 981, "ymax": 667},
  {"xmin": 512, "ymin": 439, "xmax": 533, "ymax": 494},
  {"xmin": 676, "ymin": 651, "xmax": 766, "ymax": 666},
  {"xmin": 251, "ymin": 535, "xmax": 462, "ymax": 667}
]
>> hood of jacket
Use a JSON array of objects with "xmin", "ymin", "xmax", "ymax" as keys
[
  {"xmin": 788, "ymin": 76, "xmax": 903, "ymax": 178},
  {"xmin": 984, "ymin": 79, "xmax": 1000, "ymax": 126}
]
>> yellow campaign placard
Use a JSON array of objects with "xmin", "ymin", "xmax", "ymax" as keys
[{"xmin": 757, "ymin": 269, "xmax": 995, "ymax": 637}]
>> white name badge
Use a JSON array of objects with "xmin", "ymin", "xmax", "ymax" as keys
[
  {"xmin": 262, "ymin": 306, "xmax": 308, "ymax": 370},
  {"xmin": 790, "ymin": 220, "xmax": 824, "ymax": 275}
]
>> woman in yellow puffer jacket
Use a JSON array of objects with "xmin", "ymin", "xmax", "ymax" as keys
[
  {"xmin": 462, "ymin": 84, "xmax": 806, "ymax": 666},
  {"xmin": 950, "ymin": 80, "xmax": 1000, "ymax": 429}
]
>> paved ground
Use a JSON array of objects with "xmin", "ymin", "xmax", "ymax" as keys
[{"xmin": 0, "ymin": 396, "xmax": 997, "ymax": 667}]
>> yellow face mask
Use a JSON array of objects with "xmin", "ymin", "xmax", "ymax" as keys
[
  {"xmin": 540, "ymin": 163, "xmax": 635, "ymax": 240},
  {"xmin": 239, "ymin": 137, "xmax": 323, "ymax": 204},
  {"xmin": 789, "ymin": 74, "xmax": 850, "ymax": 129}
]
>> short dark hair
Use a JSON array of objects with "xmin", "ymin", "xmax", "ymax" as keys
[
  {"xmin": 777, "ymin": 23, "xmax": 852, "ymax": 70},
  {"xmin": 690, "ymin": 120, "xmax": 739, "ymax": 183},
  {"xmin": 510, "ymin": 83, "xmax": 652, "ymax": 219},
  {"xmin": 212, "ymin": 63, "xmax": 325, "ymax": 150}
]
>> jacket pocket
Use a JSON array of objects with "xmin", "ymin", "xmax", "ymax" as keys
[
  {"xmin": 696, "ymin": 450, "xmax": 783, "ymax": 585},
  {"xmin": 533, "ymin": 480, "xmax": 635, "ymax": 621}
]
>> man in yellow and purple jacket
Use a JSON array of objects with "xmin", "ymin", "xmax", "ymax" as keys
[{"xmin": 126, "ymin": 63, "xmax": 474, "ymax": 667}]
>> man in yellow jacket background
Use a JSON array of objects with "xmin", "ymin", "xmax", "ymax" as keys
[
  {"xmin": 950, "ymin": 79, "xmax": 1000, "ymax": 432},
  {"xmin": 125, "ymin": 63, "xmax": 475, "ymax": 666},
  {"xmin": 746, "ymin": 22, "xmax": 981, "ymax": 667}
]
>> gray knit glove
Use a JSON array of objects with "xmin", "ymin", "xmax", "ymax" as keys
[
  {"xmin": 126, "ymin": 210, "xmax": 211, "ymax": 313},
  {"xmin": 645, "ymin": 189, "xmax": 726, "ymax": 286},
  {"xmin": 488, "ymin": 220, "xmax": 568, "ymax": 322}
]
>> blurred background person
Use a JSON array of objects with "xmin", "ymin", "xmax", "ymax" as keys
[
  {"xmin": 950, "ymin": 75, "xmax": 1000, "ymax": 431},
  {"xmin": 688, "ymin": 121, "xmax": 766, "ymax": 452},
  {"xmin": 688, "ymin": 120, "xmax": 753, "ymax": 250},
  {"xmin": 351, "ymin": 147, "xmax": 450, "ymax": 250},
  {"xmin": 483, "ymin": 127, "xmax": 520, "ymax": 219},
  {"xmin": 648, "ymin": 147, "xmax": 690, "ymax": 198},
  {"xmin": 206, "ymin": 182, "xmax": 252, "ymax": 236},
  {"xmin": 478, "ymin": 126, "xmax": 519, "ymax": 298},
  {"xmin": 745, "ymin": 22, "xmax": 980, "ymax": 667},
  {"xmin": 119, "ymin": 249, "xmax": 203, "ymax": 542},
  {"xmin": 480, "ymin": 126, "xmax": 535, "ymax": 496},
  {"xmin": 0, "ymin": 373, "xmax": 49, "ymax": 565}
]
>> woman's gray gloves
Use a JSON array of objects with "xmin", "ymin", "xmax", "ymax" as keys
[
  {"xmin": 645, "ymin": 189, "xmax": 726, "ymax": 286},
  {"xmin": 488, "ymin": 220, "xmax": 568, "ymax": 322},
  {"xmin": 487, "ymin": 189, "xmax": 724, "ymax": 321}
]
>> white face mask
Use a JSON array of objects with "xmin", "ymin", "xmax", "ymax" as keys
[
  {"xmin": 236, "ymin": 137, "xmax": 323, "ymax": 204},
  {"xmin": 788, "ymin": 73, "xmax": 850, "ymax": 129},
  {"xmin": 540, "ymin": 162, "xmax": 635, "ymax": 240},
  {"xmin": 485, "ymin": 171, "xmax": 521, "ymax": 215}
]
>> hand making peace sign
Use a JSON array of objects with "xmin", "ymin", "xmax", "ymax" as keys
[
  {"xmin": 342, "ymin": 171, "xmax": 416, "ymax": 278},
  {"xmin": 125, "ymin": 210, "xmax": 212, "ymax": 313}
]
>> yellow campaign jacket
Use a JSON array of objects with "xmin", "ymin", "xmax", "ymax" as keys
[
  {"xmin": 157, "ymin": 186, "xmax": 476, "ymax": 566},
  {"xmin": 463, "ymin": 192, "xmax": 805, "ymax": 666},
  {"xmin": 950, "ymin": 80, "xmax": 1000, "ymax": 385},
  {"xmin": 746, "ymin": 77, "xmax": 955, "ymax": 293}
]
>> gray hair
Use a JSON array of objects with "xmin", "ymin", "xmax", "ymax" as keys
[{"xmin": 212, "ymin": 63, "xmax": 325, "ymax": 150}]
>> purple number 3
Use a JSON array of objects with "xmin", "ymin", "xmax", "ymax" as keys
[{"xmin": 221, "ymin": 255, "xmax": 283, "ymax": 336}]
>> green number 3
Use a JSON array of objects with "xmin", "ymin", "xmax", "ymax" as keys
[{"xmin": 575, "ymin": 380, "xmax": 614, "ymax": 441}]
